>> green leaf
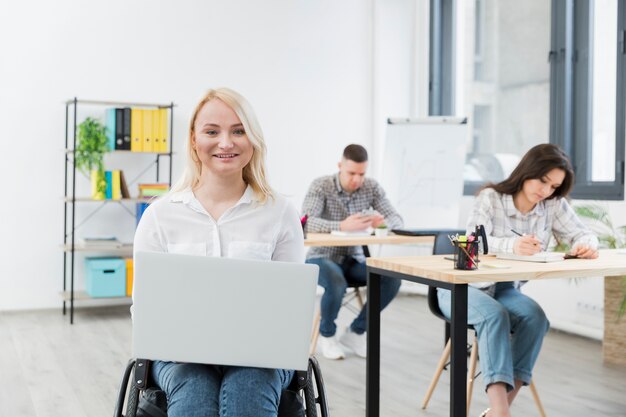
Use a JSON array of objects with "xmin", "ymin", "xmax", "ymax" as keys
[
  {"xmin": 75, "ymin": 117, "xmax": 108, "ymax": 176},
  {"xmin": 571, "ymin": 203, "xmax": 626, "ymax": 321}
]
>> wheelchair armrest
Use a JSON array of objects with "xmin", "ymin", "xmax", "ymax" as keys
[
  {"xmin": 134, "ymin": 359, "xmax": 151, "ymax": 389},
  {"xmin": 113, "ymin": 359, "xmax": 152, "ymax": 417},
  {"xmin": 287, "ymin": 369, "xmax": 308, "ymax": 392}
]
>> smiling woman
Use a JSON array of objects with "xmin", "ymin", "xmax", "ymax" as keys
[
  {"xmin": 192, "ymin": 99, "xmax": 253, "ymax": 177},
  {"xmin": 133, "ymin": 87, "xmax": 306, "ymax": 417},
  {"xmin": 172, "ymin": 88, "xmax": 273, "ymax": 204}
]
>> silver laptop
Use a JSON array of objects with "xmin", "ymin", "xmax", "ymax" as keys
[{"xmin": 132, "ymin": 251, "xmax": 319, "ymax": 371}]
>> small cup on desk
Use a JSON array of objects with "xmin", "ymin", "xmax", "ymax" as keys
[
  {"xmin": 453, "ymin": 240, "xmax": 479, "ymax": 270},
  {"xmin": 375, "ymin": 228, "xmax": 388, "ymax": 237}
]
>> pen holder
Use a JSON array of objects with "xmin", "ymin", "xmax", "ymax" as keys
[{"xmin": 453, "ymin": 240, "xmax": 479, "ymax": 270}]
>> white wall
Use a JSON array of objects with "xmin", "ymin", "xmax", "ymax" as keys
[{"xmin": 0, "ymin": 0, "xmax": 377, "ymax": 310}]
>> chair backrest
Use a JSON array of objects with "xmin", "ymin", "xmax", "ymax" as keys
[
  {"xmin": 432, "ymin": 232, "xmax": 459, "ymax": 256},
  {"xmin": 427, "ymin": 230, "xmax": 466, "ymax": 323}
]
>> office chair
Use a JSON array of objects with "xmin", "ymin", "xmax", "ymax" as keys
[
  {"xmin": 421, "ymin": 232, "xmax": 547, "ymax": 417},
  {"xmin": 114, "ymin": 356, "xmax": 330, "ymax": 417},
  {"xmin": 309, "ymin": 245, "xmax": 370, "ymax": 355}
]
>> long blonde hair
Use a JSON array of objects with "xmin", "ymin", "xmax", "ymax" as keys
[{"xmin": 171, "ymin": 88, "xmax": 274, "ymax": 203}]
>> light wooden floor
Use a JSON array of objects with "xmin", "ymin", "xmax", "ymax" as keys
[{"xmin": 1, "ymin": 294, "xmax": 625, "ymax": 417}]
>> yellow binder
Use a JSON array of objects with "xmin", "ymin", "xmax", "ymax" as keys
[
  {"xmin": 152, "ymin": 109, "xmax": 160, "ymax": 153},
  {"xmin": 131, "ymin": 108, "xmax": 143, "ymax": 152},
  {"xmin": 159, "ymin": 108, "xmax": 169, "ymax": 153},
  {"xmin": 90, "ymin": 170, "xmax": 105, "ymax": 200},
  {"xmin": 111, "ymin": 170, "xmax": 121, "ymax": 200},
  {"xmin": 142, "ymin": 109, "xmax": 153, "ymax": 152},
  {"xmin": 125, "ymin": 258, "xmax": 133, "ymax": 297}
]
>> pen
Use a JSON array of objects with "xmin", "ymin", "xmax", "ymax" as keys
[{"xmin": 511, "ymin": 228, "xmax": 541, "ymax": 248}]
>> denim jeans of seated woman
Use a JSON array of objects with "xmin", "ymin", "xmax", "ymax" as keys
[
  {"xmin": 437, "ymin": 282, "xmax": 549, "ymax": 391},
  {"xmin": 152, "ymin": 361, "xmax": 294, "ymax": 417},
  {"xmin": 307, "ymin": 256, "xmax": 402, "ymax": 337}
]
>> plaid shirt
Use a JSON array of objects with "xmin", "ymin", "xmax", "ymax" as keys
[
  {"xmin": 467, "ymin": 187, "xmax": 598, "ymax": 292},
  {"xmin": 302, "ymin": 174, "xmax": 403, "ymax": 263}
]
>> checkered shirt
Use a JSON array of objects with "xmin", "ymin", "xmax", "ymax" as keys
[
  {"xmin": 466, "ymin": 187, "xmax": 598, "ymax": 292},
  {"xmin": 302, "ymin": 174, "xmax": 403, "ymax": 263}
]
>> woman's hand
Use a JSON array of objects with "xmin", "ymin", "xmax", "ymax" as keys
[
  {"xmin": 513, "ymin": 234, "xmax": 543, "ymax": 255},
  {"xmin": 569, "ymin": 245, "xmax": 599, "ymax": 259}
]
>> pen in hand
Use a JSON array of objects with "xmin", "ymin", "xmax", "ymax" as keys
[{"xmin": 511, "ymin": 229, "xmax": 542, "ymax": 253}]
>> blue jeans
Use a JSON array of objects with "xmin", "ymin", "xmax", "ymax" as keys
[
  {"xmin": 437, "ymin": 282, "xmax": 549, "ymax": 391},
  {"xmin": 151, "ymin": 361, "xmax": 294, "ymax": 417},
  {"xmin": 307, "ymin": 257, "xmax": 401, "ymax": 337}
]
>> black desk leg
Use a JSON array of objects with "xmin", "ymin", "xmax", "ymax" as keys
[
  {"xmin": 450, "ymin": 284, "xmax": 468, "ymax": 417},
  {"xmin": 366, "ymin": 269, "xmax": 381, "ymax": 417}
]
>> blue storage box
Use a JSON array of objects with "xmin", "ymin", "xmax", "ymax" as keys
[{"xmin": 85, "ymin": 257, "xmax": 126, "ymax": 297}]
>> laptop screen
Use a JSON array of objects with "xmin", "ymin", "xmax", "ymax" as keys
[{"xmin": 132, "ymin": 251, "xmax": 318, "ymax": 370}]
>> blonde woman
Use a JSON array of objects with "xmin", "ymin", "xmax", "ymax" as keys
[{"xmin": 134, "ymin": 88, "xmax": 304, "ymax": 417}]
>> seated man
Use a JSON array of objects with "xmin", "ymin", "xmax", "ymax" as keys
[{"xmin": 302, "ymin": 144, "xmax": 403, "ymax": 359}]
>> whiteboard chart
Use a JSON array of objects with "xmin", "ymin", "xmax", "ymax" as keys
[{"xmin": 381, "ymin": 117, "xmax": 468, "ymax": 229}]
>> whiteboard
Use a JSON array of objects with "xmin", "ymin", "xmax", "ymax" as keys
[{"xmin": 381, "ymin": 117, "xmax": 468, "ymax": 229}]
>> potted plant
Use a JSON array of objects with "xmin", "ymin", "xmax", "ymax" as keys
[
  {"xmin": 566, "ymin": 203, "xmax": 626, "ymax": 317},
  {"xmin": 558, "ymin": 203, "xmax": 626, "ymax": 364},
  {"xmin": 375, "ymin": 223, "xmax": 389, "ymax": 237},
  {"xmin": 74, "ymin": 117, "xmax": 108, "ymax": 199}
]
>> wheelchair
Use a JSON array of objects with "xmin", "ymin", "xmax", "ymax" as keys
[{"xmin": 113, "ymin": 356, "xmax": 330, "ymax": 417}]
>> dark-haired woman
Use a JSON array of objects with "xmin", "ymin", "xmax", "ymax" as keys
[{"xmin": 438, "ymin": 144, "xmax": 598, "ymax": 417}]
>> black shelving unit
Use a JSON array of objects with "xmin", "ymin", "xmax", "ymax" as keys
[{"xmin": 62, "ymin": 98, "xmax": 175, "ymax": 323}]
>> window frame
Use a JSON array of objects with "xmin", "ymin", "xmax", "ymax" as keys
[
  {"xmin": 550, "ymin": 0, "xmax": 625, "ymax": 200},
  {"xmin": 431, "ymin": 0, "xmax": 626, "ymax": 200},
  {"xmin": 429, "ymin": 0, "xmax": 456, "ymax": 116}
]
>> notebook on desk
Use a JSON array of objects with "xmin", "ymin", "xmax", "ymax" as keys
[
  {"xmin": 495, "ymin": 252, "xmax": 565, "ymax": 263},
  {"xmin": 132, "ymin": 251, "xmax": 319, "ymax": 370},
  {"xmin": 391, "ymin": 228, "xmax": 463, "ymax": 236},
  {"xmin": 331, "ymin": 230, "xmax": 372, "ymax": 237}
]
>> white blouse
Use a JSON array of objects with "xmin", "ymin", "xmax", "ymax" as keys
[{"xmin": 134, "ymin": 186, "xmax": 305, "ymax": 263}]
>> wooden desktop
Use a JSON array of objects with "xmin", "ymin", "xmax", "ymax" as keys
[
  {"xmin": 365, "ymin": 250, "xmax": 626, "ymax": 417},
  {"xmin": 304, "ymin": 232, "xmax": 433, "ymax": 247}
]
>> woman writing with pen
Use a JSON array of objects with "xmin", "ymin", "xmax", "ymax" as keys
[{"xmin": 438, "ymin": 144, "xmax": 598, "ymax": 417}]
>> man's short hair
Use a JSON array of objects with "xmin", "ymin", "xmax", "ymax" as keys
[{"xmin": 342, "ymin": 144, "xmax": 368, "ymax": 163}]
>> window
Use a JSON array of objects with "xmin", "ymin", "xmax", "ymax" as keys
[
  {"xmin": 591, "ymin": 0, "xmax": 618, "ymax": 182},
  {"xmin": 431, "ymin": 0, "xmax": 551, "ymax": 193},
  {"xmin": 431, "ymin": 0, "xmax": 626, "ymax": 199},
  {"xmin": 429, "ymin": 0, "xmax": 455, "ymax": 116},
  {"xmin": 551, "ymin": 0, "xmax": 625, "ymax": 199},
  {"xmin": 473, "ymin": 0, "xmax": 485, "ymax": 81}
]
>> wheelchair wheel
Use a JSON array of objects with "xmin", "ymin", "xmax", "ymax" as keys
[
  {"xmin": 113, "ymin": 359, "xmax": 140, "ymax": 417},
  {"xmin": 303, "ymin": 356, "xmax": 329, "ymax": 417}
]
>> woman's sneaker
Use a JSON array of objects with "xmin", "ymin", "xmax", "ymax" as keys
[{"xmin": 319, "ymin": 335, "xmax": 345, "ymax": 360}]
